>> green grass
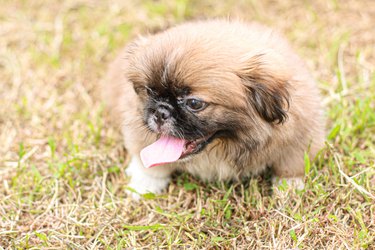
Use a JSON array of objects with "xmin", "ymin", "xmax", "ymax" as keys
[{"xmin": 0, "ymin": 0, "xmax": 374, "ymax": 248}]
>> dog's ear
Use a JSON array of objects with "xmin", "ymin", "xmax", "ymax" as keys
[{"xmin": 237, "ymin": 53, "xmax": 290, "ymax": 124}]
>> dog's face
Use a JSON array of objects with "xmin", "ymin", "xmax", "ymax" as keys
[{"xmin": 124, "ymin": 33, "xmax": 290, "ymax": 159}]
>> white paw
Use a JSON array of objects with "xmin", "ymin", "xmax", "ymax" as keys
[
  {"xmin": 273, "ymin": 177, "xmax": 305, "ymax": 190},
  {"xmin": 125, "ymin": 157, "xmax": 171, "ymax": 200},
  {"xmin": 127, "ymin": 175, "xmax": 170, "ymax": 200},
  {"xmin": 124, "ymin": 157, "xmax": 138, "ymax": 177}
]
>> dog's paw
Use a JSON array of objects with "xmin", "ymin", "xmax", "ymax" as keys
[
  {"xmin": 125, "ymin": 157, "xmax": 140, "ymax": 178},
  {"xmin": 273, "ymin": 176, "xmax": 305, "ymax": 190},
  {"xmin": 125, "ymin": 157, "xmax": 170, "ymax": 200},
  {"xmin": 126, "ymin": 175, "xmax": 170, "ymax": 200}
]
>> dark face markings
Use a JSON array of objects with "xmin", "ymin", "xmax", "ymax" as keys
[
  {"xmin": 135, "ymin": 60, "xmax": 215, "ymax": 140},
  {"xmin": 132, "ymin": 56, "xmax": 251, "ymax": 157},
  {"xmin": 143, "ymin": 83, "xmax": 209, "ymax": 139}
]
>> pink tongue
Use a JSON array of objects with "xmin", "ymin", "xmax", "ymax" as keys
[{"xmin": 140, "ymin": 135, "xmax": 186, "ymax": 168}]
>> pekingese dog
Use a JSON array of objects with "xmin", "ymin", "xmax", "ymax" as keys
[{"xmin": 102, "ymin": 20, "xmax": 325, "ymax": 198}]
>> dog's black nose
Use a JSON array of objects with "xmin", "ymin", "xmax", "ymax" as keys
[{"xmin": 155, "ymin": 108, "xmax": 170, "ymax": 123}]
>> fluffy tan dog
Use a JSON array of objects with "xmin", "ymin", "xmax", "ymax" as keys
[{"xmin": 102, "ymin": 20, "xmax": 325, "ymax": 198}]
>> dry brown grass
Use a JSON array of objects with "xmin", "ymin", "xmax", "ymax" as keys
[{"xmin": 0, "ymin": 0, "xmax": 374, "ymax": 249}]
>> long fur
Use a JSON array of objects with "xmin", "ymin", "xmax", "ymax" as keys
[{"xmin": 102, "ymin": 19, "xmax": 325, "ymax": 185}]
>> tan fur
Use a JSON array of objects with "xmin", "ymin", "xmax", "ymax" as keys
[{"xmin": 102, "ymin": 20, "xmax": 325, "ymax": 189}]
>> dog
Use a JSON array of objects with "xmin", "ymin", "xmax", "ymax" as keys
[{"xmin": 102, "ymin": 19, "xmax": 325, "ymax": 198}]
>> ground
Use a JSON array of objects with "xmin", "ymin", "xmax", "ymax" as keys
[{"xmin": 0, "ymin": 0, "xmax": 374, "ymax": 249}]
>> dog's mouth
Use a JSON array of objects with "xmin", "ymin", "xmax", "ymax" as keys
[
  {"xmin": 181, "ymin": 133, "xmax": 215, "ymax": 158},
  {"xmin": 140, "ymin": 133, "xmax": 216, "ymax": 168}
]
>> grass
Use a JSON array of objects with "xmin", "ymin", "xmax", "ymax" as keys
[{"xmin": 0, "ymin": 0, "xmax": 374, "ymax": 249}]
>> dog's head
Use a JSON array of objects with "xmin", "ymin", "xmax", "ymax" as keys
[{"xmin": 124, "ymin": 27, "xmax": 290, "ymax": 167}]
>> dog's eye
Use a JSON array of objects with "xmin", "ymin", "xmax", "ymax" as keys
[{"xmin": 185, "ymin": 98, "xmax": 207, "ymax": 112}]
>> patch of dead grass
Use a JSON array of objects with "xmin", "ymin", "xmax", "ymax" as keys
[{"xmin": 0, "ymin": 0, "xmax": 374, "ymax": 248}]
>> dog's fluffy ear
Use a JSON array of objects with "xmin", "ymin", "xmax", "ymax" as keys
[{"xmin": 237, "ymin": 52, "xmax": 290, "ymax": 124}]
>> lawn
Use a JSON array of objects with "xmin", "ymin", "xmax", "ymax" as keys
[{"xmin": 0, "ymin": 0, "xmax": 374, "ymax": 249}]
